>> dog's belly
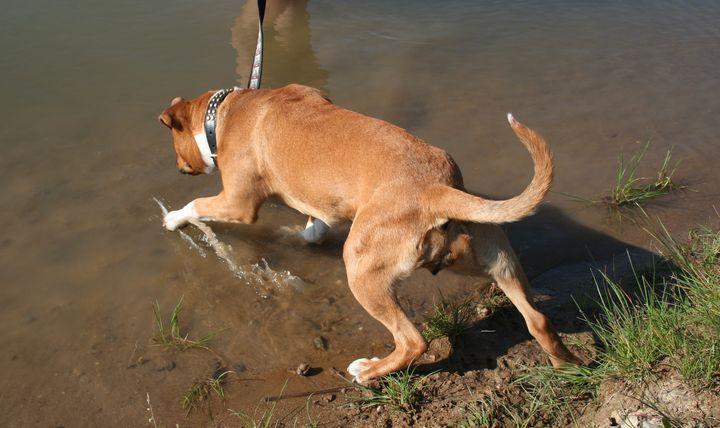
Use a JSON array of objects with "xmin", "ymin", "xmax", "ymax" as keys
[{"xmin": 279, "ymin": 192, "xmax": 338, "ymax": 226}]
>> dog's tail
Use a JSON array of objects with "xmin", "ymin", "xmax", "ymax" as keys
[{"xmin": 427, "ymin": 113, "xmax": 553, "ymax": 224}]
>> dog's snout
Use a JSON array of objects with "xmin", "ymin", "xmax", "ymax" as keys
[{"xmin": 176, "ymin": 156, "xmax": 194, "ymax": 175}]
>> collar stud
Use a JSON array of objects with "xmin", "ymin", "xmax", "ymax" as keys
[{"xmin": 203, "ymin": 88, "xmax": 234, "ymax": 166}]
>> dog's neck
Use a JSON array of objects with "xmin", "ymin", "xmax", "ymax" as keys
[
  {"xmin": 193, "ymin": 87, "xmax": 242, "ymax": 173},
  {"xmin": 193, "ymin": 131, "xmax": 216, "ymax": 173}
]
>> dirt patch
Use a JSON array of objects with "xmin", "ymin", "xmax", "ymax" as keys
[
  {"xmin": 187, "ymin": 250, "xmax": 719, "ymax": 428},
  {"xmin": 583, "ymin": 371, "xmax": 720, "ymax": 427}
]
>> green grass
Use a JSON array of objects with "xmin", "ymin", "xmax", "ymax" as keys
[
  {"xmin": 559, "ymin": 143, "xmax": 682, "ymax": 208},
  {"xmin": 231, "ymin": 405, "xmax": 284, "ymax": 428},
  {"xmin": 460, "ymin": 395, "xmax": 498, "ymax": 428},
  {"xmin": 183, "ymin": 370, "xmax": 230, "ymax": 415},
  {"xmin": 583, "ymin": 223, "xmax": 720, "ymax": 385},
  {"xmin": 230, "ymin": 395, "xmax": 283, "ymax": 428},
  {"xmin": 460, "ymin": 365, "xmax": 601, "ymax": 427},
  {"xmin": 353, "ymin": 367, "xmax": 429, "ymax": 413},
  {"xmin": 152, "ymin": 296, "xmax": 217, "ymax": 351},
  {"xmin": 512, "ymin": 365, "xmax": 603, "ymax": 426},
  {"xmin": 466, "ymin": 223, "xmax": 720, "ymax": 425},
  {"xmin": 304, "ymin": 399, "xmax": 319, "ymax": 428},
  {"xmin": 229, "ymin": 381, "xmax": 319, "ymax": 428},
  {"xmin": 422, "ymin": 297, "xmax": 475, "ymax": 341},
  {"xmin": 586, "ymin": 270, "xmax": 674, "ymax": 381},
  {"xmin": 605, "ymin": 143, "xmax": 680, "ymax": 207}
]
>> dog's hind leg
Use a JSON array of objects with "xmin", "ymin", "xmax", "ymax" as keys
[
  {"xmin": 342, "ymin": 213, "xmax": 428, "ymax": 383},
  {"xmin": 473, "ymin": 224, "xmax": 582, "ymax": 366}
]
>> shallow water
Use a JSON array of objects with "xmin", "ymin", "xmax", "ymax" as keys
[{"xmin": 2, "ymin": 0, "xmax": 720, "ymax": 425}]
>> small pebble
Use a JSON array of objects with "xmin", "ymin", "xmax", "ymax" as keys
[
  {"xmin": 295, "ymin": 363, "xmax": 311, "ymax": 376},
  {"xmin": 477, "ymin": 307, "xmax": 490, "ymax": 318},
  {"xmin": 313, "ymin": 336, "xmax": 327, "ymax": 350},
  {"xmin": 155, "ymin": 360, "xmax": 176, "ymax": 372}
]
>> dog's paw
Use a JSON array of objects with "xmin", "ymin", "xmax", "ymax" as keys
[
  {"xmin": 163, "ymin": 210, "xmax": 189, "ymax": 230},
  {"xmin": 347, "ymin": 357, "xmax": 379, "ymax": 383},
  {"xmin": 301, "ymin": 218, "xmax": 330, "ymax": 243},
  {"xmin": 163, "ymin": 202, "xmax": 197, "ymax": 231}
]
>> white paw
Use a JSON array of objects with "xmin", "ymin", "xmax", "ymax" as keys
[
  {"xmin": 347, "ymin": 357, "xmax": 379, "ymax": 383},
  {"xmin": 301, "ymin": 218, "xmax": 330, "ymax": 243},
  {"xmin": 163, "ymin": 202, "xmax": 197, "ymax": 231}
]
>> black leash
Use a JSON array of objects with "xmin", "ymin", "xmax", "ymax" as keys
[
  {"xmin": 204, "ymin": 0, "xmax": 266, "ymax": 166},
  {"xmin": 247, "ymin": 0, "xmax": 266, "ymax": 89}
]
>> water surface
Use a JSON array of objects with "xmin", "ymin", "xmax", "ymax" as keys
[{"xmin": 1, "ymin": 0, "xmax": 719, "ymax": 425}]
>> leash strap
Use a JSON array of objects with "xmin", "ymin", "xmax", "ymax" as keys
[
  {"xmin": 203, "ymin": 0, "xmax": 266, "ymax": 166},
  {"xmin": 247, "ymin": 0, "xmax": 266, "ymax": 89}
]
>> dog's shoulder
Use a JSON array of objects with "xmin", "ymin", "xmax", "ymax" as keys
[{"xmin": 273, "ymin": 84, "xmax": 331, "ymax": 104}]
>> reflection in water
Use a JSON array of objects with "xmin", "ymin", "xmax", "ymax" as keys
[{"xmin": 232, "ymin": 0, "xmax": 329, "ymax": 91}]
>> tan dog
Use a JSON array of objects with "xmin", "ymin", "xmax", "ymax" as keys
[{"xmin": 158, "ymin": 84, "xmax": 581, "ymax": 382}]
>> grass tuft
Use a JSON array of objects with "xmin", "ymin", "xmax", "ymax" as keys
[
  {"xmin": 229, "ymin": 381, "xmax": 319, "ymax": 428},
  {"xmin": 422, "ymin": 297, "xmax": 475, "ymax": 341},
  {"xmin": 512, "ymin": 364, "xmax": 602, "ymax": 425},
  {"xmin": 152, "ymin": 296, "xmax": 217, "ymax": 351},
  {"xmin": 605, "ymin": 143, "xmax": 681, "ymax": 208},
  {"xmin": 461, "ymin": 395, "xmax": 498, "ymax": 428},
  {"xmin": 183, "ymin": 370, "xmax": 230, "ymax": 415},
  {"xmin": 353, "ymin": 367, "xmax": 429, "ymax": 413},
  {"xmin": 461, "ymin": 365, "xmax": 601, "ymax": 427},
  {"xmin": 559, "ymin": 143, "xmax": 682, "ymax": 209}
]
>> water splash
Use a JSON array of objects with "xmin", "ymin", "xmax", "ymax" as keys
[
  {"xmin": 153, "ymin": 197, "xmax": 206, "ymax": 258},
  {"xmin": 153, "ymin": 197, "xmax": 303, "ymax": 291},
  {"xmin": 250, "ymin": 258, "xmax": 304, "ymax": 290}
]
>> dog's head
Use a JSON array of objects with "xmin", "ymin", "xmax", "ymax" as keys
[{"xmin": 158, "ymin": 95, "xmax": 208, "ymax": 175}]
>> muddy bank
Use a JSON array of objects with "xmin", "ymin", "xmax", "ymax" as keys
[
  {"xmin": 135, "ymin": 246, "xmax": 719, "ymax": 427},
  {"xmin": 271, "ymin": 250, "xmax": 718, "ymax": 427}
]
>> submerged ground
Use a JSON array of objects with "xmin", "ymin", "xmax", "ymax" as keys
[{"xmin": 1, "ymin": 0, "xmax": 720, "ymax": 426}]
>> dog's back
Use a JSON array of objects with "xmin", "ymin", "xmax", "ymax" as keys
[
  {"xmin": 247, "ymin": 84, "xmax": 552, "ymax": 229},
  {"xmin": 253, "ymin": 84, "xmax": 464, "ymax": 223}
]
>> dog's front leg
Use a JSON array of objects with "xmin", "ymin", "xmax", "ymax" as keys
[
  {"xmin": 163, "ymin": 193, "xmax": 260, "ymax": 230},
  {"xmin": 163, "ymin": 200, "xmax": 200, "ymax": 230}
]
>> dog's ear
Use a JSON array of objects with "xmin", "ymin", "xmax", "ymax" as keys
[
  {"xmin": 158, "ymin": 111, "xmax": 174, "ymax": 128},
  {"xmin": 158, "ymin": 97, "xmax": 186, "ymax": 130}
]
